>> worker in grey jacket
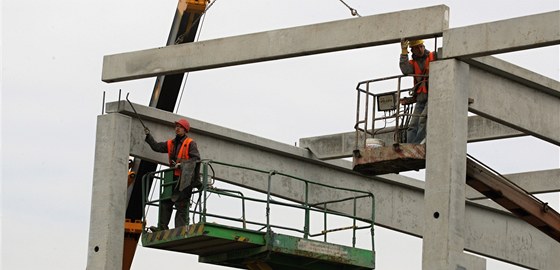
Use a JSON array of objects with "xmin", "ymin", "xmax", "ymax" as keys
[
  {"xmin": 400, "ymin": 39, "xmax": 436, "ymax": 144},
  {"xmin": 144, "ymin": 118, "xmax": 201, "ymax": 230}
]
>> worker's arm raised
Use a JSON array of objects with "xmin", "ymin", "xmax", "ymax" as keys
[
  {"xmin": 145, "ymin": 134, "xmax": 168, "ymax": 153},
  {"xmin": 399, "ymin": 39, "xmax": 414, "ymax": 75},
  {"xmin": 399, "ymin": 55, "xmax": 414, "ymax": 75},
  {"xmin": 400, "ymin": 39, "xmax": 409, "ymax": 55}
]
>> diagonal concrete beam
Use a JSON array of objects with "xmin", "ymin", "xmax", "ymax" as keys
[
  {"xmin": 442, "ymin": 11, "xmax": 560, "ymax": 59},
  {"xmin": 298, "ymin": 116, "xmax": 524, "ymax": 160},
  {"xmin": 467, "ymin": 169, "xmax": 560, "ymax": 200},
  {"xmin": 468, "ymin": 65, "xmax": 560, "ymax": 145},
  {"xmin": 105, "ymin": 101, "xmax": 560, "ymax": 269},
  {"xmin": 101, "ymin": 5, "xmax": 449, "ymax": 82}
]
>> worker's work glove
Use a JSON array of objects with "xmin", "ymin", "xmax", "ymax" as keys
[
  {"xmin": 400, "ymin": 39, "xmax": 409, "ymax": 55},
  {"xmin": 144, "ymin": 127, "xmax": 150, "ymax": 135},
  {"xmin": 170, "ymin": 160, "xmax": 181, "ymax": 169}
]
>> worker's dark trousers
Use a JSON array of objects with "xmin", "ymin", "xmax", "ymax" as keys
[
  {"xmin": 158, "ymin": 187, "xmax": 193, "ymax": 230},
  {"xmin": 407, "ymin": 95, "xmax": 428, "ymax": 144}
]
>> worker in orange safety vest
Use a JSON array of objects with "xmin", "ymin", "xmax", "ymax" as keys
[
  {"xmin": 399, "ymin": 39, "xmax": 436, "ymax": 144},
  {"xmin": 144, "ymin": 118, "xmax": 201, "ymax": 230}
]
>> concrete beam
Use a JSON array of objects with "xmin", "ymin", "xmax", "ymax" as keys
[
  {"xmin": 101, "ymin": 5, "xmax": 449, "ymax": 82},
  {"xmin": 300, "ymin": 54, "xmax": 559, "ymax": 159},
  {"xmin": 465, "ymin": 201, "xmax": 557, "ymax": 270},
  {"xmin": 442, "ymin": 11, "xmax": 560, "ymax": 59},
  {"xmin": 423, "ymin": 59, "xmax": 471, "ymax": 269},
  {"xmin": 299, "ymin": 129, "xmax": 385, "ymax": 160},
  {"xmin": 299, "ymin": 116, "xmax": 523, "ymax": 160},
  {"xmin": 467, "ymin": 169, "xmax": 560, "ymax": 200},
  {"xmin": 468, "ymin": 65, "xmax": 560, "ymax": 145},
  {"xmin": 105, "ymin": 101, "xmax": 560, "ymax": 269},
  {"xmin": 464, "ymin": 56, "xmax": 560, "ymax": 98},
  {"xmin": 465, "ymin": 115, "xmax": 526, "ymax": 142},
  {"xmin": 87, "ymin": 114, "xmax": 131, "ymax": 270}
]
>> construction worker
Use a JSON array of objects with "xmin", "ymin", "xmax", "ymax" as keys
[
  {"xmin": 127, "ymin": 159, "xmax": 136, "ymax": 187},
  {"xmin": 400, "ymin": 39, "xmax": 436, "ymax": 144},
  {"xmin": 144, "ymin": 118, "xmax": 201, "ymax": 230}
]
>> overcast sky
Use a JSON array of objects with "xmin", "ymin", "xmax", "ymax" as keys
[{"xmin": 2, "ymin": 0, "xmax": 559, "ymax": 269}]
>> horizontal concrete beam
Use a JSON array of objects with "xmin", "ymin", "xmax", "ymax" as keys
[
  {"xmin": 101, "ymin": 5, "xmax": 449, "ymax": 82},
  {"xmin": 442, "ymin": 11, "xmax": 560, "ymax": 59},
  {"xmin": 106, "ymin": 101, "xmax": 560, "ymax": 269},
  {"xmin": 468, "ymin": 65, "xmax": 560, "ymax": 145},
  {"xmin": 300, "ymin": 54, "xmax": 559, "ymax": 159},
  {"xmin": 465, "ymin": 56, "xmax": 560, "ymax": 99},
  {"xmin": 299, "ymin": 116, "xmax": 524, "ymax": 160},
  {"xmin": 467, "ymin": 169, "xmax": 560, "ymax": 200},
  {"xmin": 465, "ymin": 115, "xmax": 526, "ymax": 142}
]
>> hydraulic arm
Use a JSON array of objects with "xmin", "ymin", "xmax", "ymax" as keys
[
  {"xmin": 122, "ymin": 1, "xmax": 207, "ymax": 269},
  {"xmin": 466, "ymin": 157, "xmax": 560, "ymax": 242}
]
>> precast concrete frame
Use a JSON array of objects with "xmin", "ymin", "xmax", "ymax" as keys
[
  {"xmin": 89, "ymin": 102, "xmax": 560, "ymax": 270},
  {"xmin": 91, "ymin": 5, "xmax": 560, "ymax": 270}
]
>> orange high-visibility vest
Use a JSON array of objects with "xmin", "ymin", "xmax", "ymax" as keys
[
  {"xmin": 410, "ymin": 51, "xmax": 435, "ymax": 94},
  {"xmin": 167, "ymin": 137, "xmax": 193, "ymax": 176}
]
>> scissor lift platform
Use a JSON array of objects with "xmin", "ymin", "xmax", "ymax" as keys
[
  {"xmin": 353, "ymin": 143, "xmax": 426, "ymax": 175},
  {"xmin": 143, "ymin": 222, "xmax": 374, "ymax": 270},
  {"xmin": 142, "ymin": 161, "xmax": 375, "ymax": 269},
  {"xmin": 142, "ymin": 222, "xmax": 265, "ymax": 256}
]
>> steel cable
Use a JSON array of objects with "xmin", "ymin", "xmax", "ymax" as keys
[
  {"xmin": 175, "ymin": 0, "xmax": 219, "ymax": 113},
  {"xmin": 338, "ymin": 0, "xmax": 361, "ymax": 17}
]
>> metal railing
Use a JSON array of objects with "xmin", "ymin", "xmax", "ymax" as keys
[
  {"xmin": 142, "ymin": 160, "xmax": 375, "ymax": 249},
  {"xmin": 354, "ymin": 74, "xmax": 427, "ymax": 151}
]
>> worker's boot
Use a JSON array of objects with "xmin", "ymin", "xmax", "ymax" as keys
[
  {"xmin": 148, "ymin": 226, "xmax": 167, "ymax": 232},
  {"xmin": 157, "ymin": 199, "xmax": 173, "ymax": 230}
]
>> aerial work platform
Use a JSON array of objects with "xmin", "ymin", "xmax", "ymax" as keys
[
  {"xmin": 143, "ymin": 222, "xmax": 373, "ymax": 270},
  {"xmin": 353, "ymin": 143, "xmax": 425, "ymax": 175},
  {"xmin": 142, "ymin": 223, "xmax": 264, "ymax": 256},
  {"xmin": 351, "ymin": 74, "xmax": 560, "ymax": 243},
  {"xmin": 141, "ymin": 160, "xmax": 376, "ymax": 269},
  {"xmin": 352, "ymin": 75, "xmax": 428, "ymax": 175}
]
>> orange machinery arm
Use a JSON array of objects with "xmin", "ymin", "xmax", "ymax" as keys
[{"xmin": 122, "ymin": 1, "xmax": 207, "ymax": 269}]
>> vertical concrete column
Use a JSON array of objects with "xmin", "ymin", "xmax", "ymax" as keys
[
  {"xmin": 87, "ymin": 113, "xmax": 132, "ymax": 270},
  {"xmin": 422, "ymin": 59, "xmax": 485, "ymax": 270}
]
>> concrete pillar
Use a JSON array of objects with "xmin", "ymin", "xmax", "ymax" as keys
[
  {"xmin": 422, "ymin": 59, "xmax": 485, "ymax": 269},
  {"xmin": 87, "ymin": 113, "xmax": 132, "ymax": 270}
]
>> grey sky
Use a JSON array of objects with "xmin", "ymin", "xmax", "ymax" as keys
[{"xmin": 2, "ymin": 0, "xmax": 559, "ymax": 269}]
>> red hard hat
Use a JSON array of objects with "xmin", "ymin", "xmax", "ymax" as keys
[{"xmin": 175, "ymin": 118, "xmax": 190, "ymax": 132}]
